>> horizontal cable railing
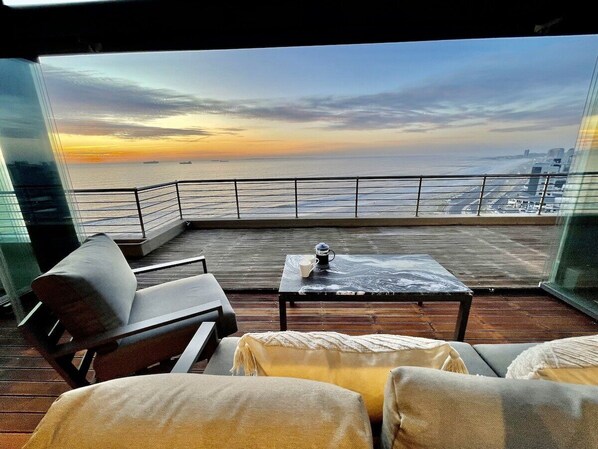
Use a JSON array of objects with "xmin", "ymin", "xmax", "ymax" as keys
[{"xmin": 2, "ymin": 172, "xmax": 596, "ymax": 239}]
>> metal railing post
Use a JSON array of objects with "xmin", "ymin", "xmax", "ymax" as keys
[
  {"xmin": 476, "ymin": 176, "xmax": 487, "ymax": 216},
  {"xmin": 538, "ymin": 175, "xmax": 550, "ymax": 215},
  {"xmin": 354, "ymin": 178, "xmax": 359, "ymax": 218},
  {"xmin": 294, "ymin": 179, "xmax": 298, "ymax": 218},
  {"xmin": 175, "ymin": 181, "xmax": 183, "ymax": 220},
  {"xmin": 415, "ymin": 176, "xmax": 423, "ymax": 217},
  {"xmin": 234, "ymin": 180, "xmax": 240, "ymax": 219},
  {"xmin": 133, "ymin": 188, "xmax": 146, "ymax": 238}
]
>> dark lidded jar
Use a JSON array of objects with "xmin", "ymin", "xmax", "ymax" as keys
[{"xmin": 315, "ymin": 242, "xmax": 335, "ymax": 266}]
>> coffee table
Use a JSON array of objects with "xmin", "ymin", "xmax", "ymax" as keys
[{"xmin": 278, "ymin": 254, "xmax": 473, "ymax": 341}]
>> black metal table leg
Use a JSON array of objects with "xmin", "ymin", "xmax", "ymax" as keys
[
  {"xmin": 279, "ymin": 297, "xmax": 288, "ymax": 331},
  {"xmin": 454, "ymin": 296, "xmax": 472, "ymax": 341}
]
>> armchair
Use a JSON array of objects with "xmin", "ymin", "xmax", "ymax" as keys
[{"xmin": 19, "ymin": 233, "xmax": 237, "ymax": 387}]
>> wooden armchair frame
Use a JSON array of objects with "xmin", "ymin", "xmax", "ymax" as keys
[{"xmin": 19, "ymin": 256, "xmax": 222, "ymax": 388}]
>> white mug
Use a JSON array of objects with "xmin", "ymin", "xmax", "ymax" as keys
[{"xmin": 299, "ymin": 256, "xmax": 316, "ymax": 278}]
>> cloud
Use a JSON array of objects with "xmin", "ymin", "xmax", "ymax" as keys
[
  {"xmin": 42, "ymin": 67, "xmax": 212, "ymax": 120},
  {"xmin": 490, "ymin": 124, "xmax": 555, "ymax": 133},
  {"xmin": 214, "ymin": 126, "xmax": 246, "ymax": 135},
  {"xmin": 42, "ymin": 59, "xmax": 589, "ymax": 139},
  {"xmin": 55, "ymin": 118, "xmax": 212, "ymax": 140},
  {"xmin": 222, "ymin": 64, "xmax": 587, "ymax": 132}
]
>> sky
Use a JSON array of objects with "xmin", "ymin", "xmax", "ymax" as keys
[{"xmin": 38, "ymin": 35, "xmax": 598, "ymax": 163}]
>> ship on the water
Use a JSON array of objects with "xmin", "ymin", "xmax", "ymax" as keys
[
  {"xmin": 179, "ymin": 161, "xmax": 192, "ymax": 164},
  {"xmin": 143, "ymin": 161, "xmax": 159, "ymax": 164}
]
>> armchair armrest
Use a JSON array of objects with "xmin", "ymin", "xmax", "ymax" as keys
[
  {"xmin": 132, "ymin": 256, "xmax": 207, "ymax": 275},
  {"xmin": 171, "ymin": 322, "xmax": 219, "ymax": 373},
  {"xmin": 51, "ymin": 300, "xmax": 222, "ymax": 358}
]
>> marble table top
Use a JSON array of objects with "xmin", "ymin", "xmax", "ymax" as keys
[{"xmin": 279, "ymin": 254, "xmax": 472, "ymax": 296}]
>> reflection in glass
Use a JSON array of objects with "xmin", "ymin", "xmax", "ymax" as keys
[
  {"xmin": 0, "ymin": 59, "xmax": 80, "ymax": 320},
  {"xmin": 541, "ymin": 60, "xmax": 598, "ymax": 319}
]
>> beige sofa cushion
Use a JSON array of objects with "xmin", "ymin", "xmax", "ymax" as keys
[
  {"xmin": 23, "ymin": 374, "xmax": 373, "ymax": 449},
  {"xmin": 382, "ymin": 367, "xmax": 598, "ymax": 449},
  {"xmin": 232, "ymin": 331, "xmax": 468, "ymax": 422},
  {"xmin": 506, "ymin": 334, "xmax": 598, "ymax": 384}
]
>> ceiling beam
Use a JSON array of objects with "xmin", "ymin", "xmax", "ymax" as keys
[{"xmin": 0, "ymin": 1, "xmax": 595, "ymax": 58}]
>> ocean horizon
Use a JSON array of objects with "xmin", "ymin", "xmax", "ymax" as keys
[{"xmin": 66, "ymin": 153, "xmax": 534, "ymax": 189}]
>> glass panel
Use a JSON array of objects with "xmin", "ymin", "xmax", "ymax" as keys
[
  {"xmin": 0, "ymin": 58, "xmax": 81, "ymax": 320},
  {"xmin": 3, "ymin": 1, "xmax": 106, "ymax": 6},
  {"xmin": 541, "ymin": 60, "xmax": 598, "ymax": 319}
]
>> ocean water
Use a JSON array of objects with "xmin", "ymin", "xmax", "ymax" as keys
[
  {"xmin": 66, "ymin": 154, "xmax": 530, "ymax": 189},
  {"xmin": 65, "ymin": 154, "xmax": 539, "ymax": 234}
]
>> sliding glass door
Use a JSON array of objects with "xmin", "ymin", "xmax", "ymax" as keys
[
  {"xmin": 541, "ymin": 62, "xmax": 598, "ymax": 319},
  {"xmin": 0, "ymin": 59, "xmax": 81, "ymax": 320}
]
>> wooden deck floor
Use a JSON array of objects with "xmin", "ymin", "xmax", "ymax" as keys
[
  {"xmin": 1, "ymin": 291, "xmax": 596, "ymax": 448},
  {"xmin": 1, "ymin": 225, "xmax": 591, "ymax": 447},
  {"xmin": 129, "ymin": 225, "xmax": 557, "ymax": 289}
]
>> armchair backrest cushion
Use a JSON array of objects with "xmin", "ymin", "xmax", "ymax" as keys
[{"xmin": 31, "ymin": 233, "xmax": 137, "ymax": 340}]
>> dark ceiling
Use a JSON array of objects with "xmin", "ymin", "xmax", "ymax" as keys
[{"xmin": 0, "ymin": 1, "xmax": 596, "ymax": 59}]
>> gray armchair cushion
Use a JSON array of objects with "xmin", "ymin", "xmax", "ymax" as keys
[
  {"xmin": 382, "ymin": 366, "xmax": 598, "ymax": 449},
  {"xmin": 204, "ymin": 337, "xmax": 241, "ymax": 375},
  {"xmin": 31, "ymin": 233, "xmax": 136, "ymax": 340},
  {"xmin": 449, "ymin": 341, "xmax": 498, "ymax": 377},
  {"xmin": 94, "ymin": 273, "xmax": 237, "ymax": 381},
  {"xmin": 474, "ymin": 343, "xmax": 538, "ymax": 377}
]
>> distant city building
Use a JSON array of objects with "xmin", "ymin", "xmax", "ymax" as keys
[
  {"xmin": 527, "ymin": 165, "xmax": 543, "ymax": 195},
  {"xmin": 527, "ymin": 161, "xmax": 560, "ymax": 195},
  {"xmin": 563, "ymin": 148, "xmax": 575, "ymax": 172},
  {"xmin": 502, "ymin": 147, "xmax": 571, "ymax": 215},
  {"xmin": 523, "ymin": 149, "xmax": 530, "ymax": 157},
  {"xmin": 547, "ymin": 148, "xmax": 565, "ymax": 161}
]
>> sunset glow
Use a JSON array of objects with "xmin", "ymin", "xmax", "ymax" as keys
[{"xmin": 40, "ymin": 36, "xmax": 598, "ymax": 164}]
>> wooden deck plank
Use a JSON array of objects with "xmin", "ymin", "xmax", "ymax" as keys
[
  {"xmin": 129, "ymin": 226, "xmax": 554, "ymax": 290},
  {"xmin": 0, "ymin": 413, "xmax": 45, "ymax": 433},
  {"xmin": 0, "ymin": 433, "xmax": 31, "ymax": 449},
  {"xmin": 0, "ymin": 290, "xmax": 595, "ymax": 445},
  {"xmin": 0, "ymin": 381, "xmax": 70, "ymax": 397}
]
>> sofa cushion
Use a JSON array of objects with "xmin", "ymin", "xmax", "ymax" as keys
[
  {"xmin": 31, "ymin": 233, "xmax": 136, "ymax": 340},
  {"xmin": 204, "ymin": 336, "xmax": 241, "ymax": 375},
  {"xmin": 506, "ymin": 334, "xmax": 598, "ymax": 384},
  {"xmin": 232, "ymin": 332, "xmax": 468, "ymax": 422},
  {"xmin": 474, "ymin": 342, "xmax": 537, "ymax": 377},
  {"xmin": 205, "ymin": 338, "xmax": 498, "ymax": 377},
  {"xmin": 22, "ymin": 374, "xmax": 373, "ymax": 449},
  {"xmin": 449, "ymin": 341, "xmax": 498, "ymax": 377},
  {"xmin": 382, "ymin": 366, "xmax": 598, "ymax": 449},
  {"xmin": 94, "ymin": 273, "xmax": 237, "ymax": 381}
]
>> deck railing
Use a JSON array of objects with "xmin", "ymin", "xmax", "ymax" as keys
[
  {"xmin": 1, "ymin": 172, "xmax": 596, "ymax": 239},
  {"xmin": 61, "ymin": 171, "xmax": 598, "ymax": 238}
]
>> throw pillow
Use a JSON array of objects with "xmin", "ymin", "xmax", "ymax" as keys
[
  {"xmin": 23, "ymin": 374, "xmax": 373, "ymax": 449},
  {"xmin": 506, "ymin": 334, "xmax": 598, "ymax": 384},
  {"xmin": 382, "ymin": 366, "xmax": 598, "ymax": 449},
  {"xmin": 232, "ymin": 331, "xmax": 468, "ymax": 421}
]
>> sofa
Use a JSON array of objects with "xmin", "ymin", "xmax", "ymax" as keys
[{"xmin": 23, "ymin": 329, "xmax": 598, "ymax": 449}]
